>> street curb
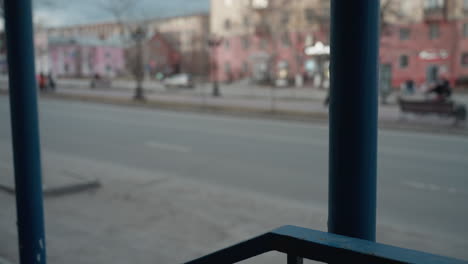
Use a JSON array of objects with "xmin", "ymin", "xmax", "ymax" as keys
[
  {"xmin": 1, "ymin": 90, "xmax": 467, "ymax": 136},
  {"xmin": 42, "ymin": 91, "xmax": 330, "ymax": 120},
  {"xmin": 0, "ymin": 179, "xmax": 101, "ymax": 198}
]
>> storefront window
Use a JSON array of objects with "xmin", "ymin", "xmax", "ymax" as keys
[
  {"xmin": 224, "ymin": 61, "xmax": 231, "ymax": 74},
  {"xmin": 243, "ymin": 61, "xmax": 249, "ymax": 74}
]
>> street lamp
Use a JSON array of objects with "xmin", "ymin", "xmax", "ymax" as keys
[
  {"xmin": 208, "ymin": 36, "xmax": 223, "ymax": 97},
  {"xmin": 132, "ymin": 26, "xmax": 146, "ymax": 101}
]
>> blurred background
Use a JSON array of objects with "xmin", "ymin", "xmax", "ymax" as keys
[{"xmin": 0, "ymin": 0, "xmax": 467, "ymax": 263}]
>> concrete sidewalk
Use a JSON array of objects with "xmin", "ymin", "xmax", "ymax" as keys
[
  {"xmin": 1, "ymin": 142, "xmax": 467, "ymax": 263},
  {"xmin": 44, "ymin": 86, "xmax": 468, "ymax": 133}
]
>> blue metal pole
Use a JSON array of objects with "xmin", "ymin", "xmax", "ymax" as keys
[
  {"xmin": 328, "ymin": 0, "xmax": 380, "ymax": 241},
  {"xmin": 4, "ymin": 0, "xmax": 48, "ymax": 263}
]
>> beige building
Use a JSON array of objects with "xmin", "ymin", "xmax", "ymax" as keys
[
  {"xmin": 210, "ymin": 0, "xmax": 329, "ymax": 37},
  {"xmin": 47, "ymin": 22, "xmax": 124, "ymax": 40},
  {"xmin": 210, "ymin": 0, "xmax": 452, "ymax": 38},
  {"xmin": 147, "ymin": 13, "xmax": 209, "ymax": 55},
  {"xmin": 381, "ymin": 0, "xmax": 468, "ymax": 24}
]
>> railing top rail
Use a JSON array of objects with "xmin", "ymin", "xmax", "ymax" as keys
[{"xmin": 186, "ymin": 225, "xmax": 468, "ymax": 264}]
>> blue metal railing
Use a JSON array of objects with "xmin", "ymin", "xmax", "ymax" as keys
[
  {"xmin": 186, "ymin": 225, "xmax": 467, "ymax": 264},
  {"xmin": 186, "ymin": 0, "xmax": 467, "ymax": 263},
  {"xmin": 4, "ymin": 0, "xmax": 47, "ymax": 263}
]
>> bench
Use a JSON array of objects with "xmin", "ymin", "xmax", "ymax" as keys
[{"xmin": 398, "ymin": 98, "xmax": 467, "ymax": 125}]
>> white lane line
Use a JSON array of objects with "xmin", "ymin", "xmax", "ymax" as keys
[
  {"xmin": 380, "ymin": 146, "xmax": 468, "ymax": 164},
  {"xmin": 401, "ymin": 180, "xmax": 459, "ymax": 194},
  {"xmin": 380, "ymin": 129, "xmax": 468, "ymax": 144},
  {"xmin": 145, "ymin": 141, "xmax": 191, "ymax": 153}
]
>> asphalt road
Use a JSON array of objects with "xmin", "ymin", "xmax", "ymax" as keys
[{"xmin": 1, "ymin": 96, "xmax": 467, "ymax": 257}]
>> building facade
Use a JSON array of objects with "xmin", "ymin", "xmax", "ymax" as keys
[
  {"xmin": 146, "ymin": 13, "xmax": 210, "ymax": 78},
  {"xmin": 210, "ymin": 0, "xmax": 331, "ymax": 85},
  {"xmin": 49, "ymin": 36, "xmax": 125, "ymax": 78},
  {"xmin": 380, "ymin": 0, "xmax": 468, "ymax": 89},
  {"xmin": 47, "ymin": 13, "xmax": 210, "ymax": 78},
  {"xmin": 125, "ymin": 32, "xmax": 182, "ymax": 78}
]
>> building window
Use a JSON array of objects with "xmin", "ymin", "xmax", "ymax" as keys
[
  {"xmin": 106, "ymin": 65, "xmax": 112, "ymax": 72},
  {"xmin": 399, "ymin": 55, "xmax": 409, "ymax": 68},
  {"xmin": 224, "ymin": 19, "xmax": 232, "ymax": 30},
  {"xmin": 224, "ymin": 39, "xmax": 230, "ymax": 50},
  {"xmin": 242, "ymin": 36, "xmax": 250, "ymax": 49},
  {"xmin": 464, "ymin": 0, "xmax": 468, "ymax": 9},
  {"xmin": 282, "ymin": 32, "xmax": 291, "ymax": 46},
  {"xmin": 461, "ymin": 53, "xmax": 468, "ymax": 67},
  {"xmin": 464, "ymin": 23, "xmax": 468, "ymax": 38},
  {"xmin": 424, "ymin": 0, "xmax": 444, "ymax": 9},
  {"xmin": 252, "ymin": 0, "xmax": 268, "ymax": 9},
  {"xmin": 105, "ymin": 51, "xmax": 111, "ymax": 58},
  {"xmin": 399, "ymin": 28, "xmax": 410, "ymax": 40},
  {"xmin": 429, "ymin": 23, "xmax": 440, "ymax": 39},
  {"xmin": 243, "ymin": 16, "xmax": 250, "ymax": 27},
  {"xmin": 305, "ymin": 8, "xmax": 315, "ymax": 24}
]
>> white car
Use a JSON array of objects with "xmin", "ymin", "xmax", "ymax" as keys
[{"xmin": 163, "ymin": 74, "xmax": 194, "ymax": 88}]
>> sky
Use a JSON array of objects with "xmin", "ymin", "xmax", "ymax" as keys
[{"xmin": 34, "ymin": 0, "xmax": 209, "ymax": 27}]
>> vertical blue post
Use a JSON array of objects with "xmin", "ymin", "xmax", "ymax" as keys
[
  {"xmin": 4, "ymin": 0, "xmax": 47, "ymax": 263},
  {"xmin": 328, "ymin": 0, "xmax": 380, "ymax": 241}
]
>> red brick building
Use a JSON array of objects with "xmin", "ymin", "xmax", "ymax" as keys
[
  {"xmin": 125, "ymin": 32, "xmax": 182, "ymax": 79},
  {"xmin": 380, "ymin": 0, "xmax": 468, "ymax": 89},
  {"xmin": 144, "ymin": 32, "xmax": 182, "ymax": 77},
  {"xmin": 380, "ymin": 19, "xmax": 468, "ymax": 89}
]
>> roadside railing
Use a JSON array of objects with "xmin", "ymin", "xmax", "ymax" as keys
[{"xmin": 186, "ymin": 225, "xmax": 468, "ymax": 264}]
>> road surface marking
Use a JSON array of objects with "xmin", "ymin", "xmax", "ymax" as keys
[
  {"xmin": 402, "ymin": 180, "xmax": 458, "ymax": 194},
  {"xmin": 145, "ymin": 141, "xmax": 191, "ymax": 153},
  {"xmin": 380, "ymin": 146, "xmax": 468, "ymax": 164}
]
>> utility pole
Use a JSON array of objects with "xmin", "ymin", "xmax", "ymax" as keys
[{"xmin": 132, "ymin": 26, "xmax": 146, "ymax": 101}]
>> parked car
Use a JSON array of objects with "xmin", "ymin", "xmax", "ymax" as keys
[{"xmin": 163, "ymin": 73, "xmax": 194, "ymax": 89}]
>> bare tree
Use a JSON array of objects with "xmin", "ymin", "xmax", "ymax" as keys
[
  {"xmin": 100, "ymin": 0, "xmax": 148, "ymax": 101},
  {"xmin": 0, "ymin": 0, "xmax": 57, "ymax": 18},
  {"xmin": 380, "ymin": 0, "xmax": 404, "ymax": 34}
]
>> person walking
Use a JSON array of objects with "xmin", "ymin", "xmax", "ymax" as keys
[
  {"xmin": 47, "ymin": 72, "xmax": 55, "ymax": 91},
  {"xmin": 38, "ymin": 72, "xmax": 46, "ymax": 91}
]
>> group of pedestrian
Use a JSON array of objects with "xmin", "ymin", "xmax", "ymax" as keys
[
  {"xmin": 38, "ymin": 72, "xmax": 55, "ymax": 92},
  {"xmin": 322, "ymin": 76, "xmax": 453, "ymax": 107},
  {"xmin": 427, "ymin": 78, "xmax": 452, "ymax": 101}
]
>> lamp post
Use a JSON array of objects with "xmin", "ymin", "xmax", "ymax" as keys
[
  {"xmin": 208, "ymin": 37, "xmax": 222, "ymax": 97},
  {"xmin": 132, "ymin": 26, "xmax": 146, "ymax": 101}
]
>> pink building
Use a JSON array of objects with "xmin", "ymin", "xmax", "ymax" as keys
[
  {"xmin": 49, "ymin": 36, "xmax": 125, "ymax": 78},
  {"xmin": 380, "ymin": 18, "xmax": 468, "ymax": 89},
  {"xmin": 213, "ymin": 30, "xmax": 329, "ymax": 86}
]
